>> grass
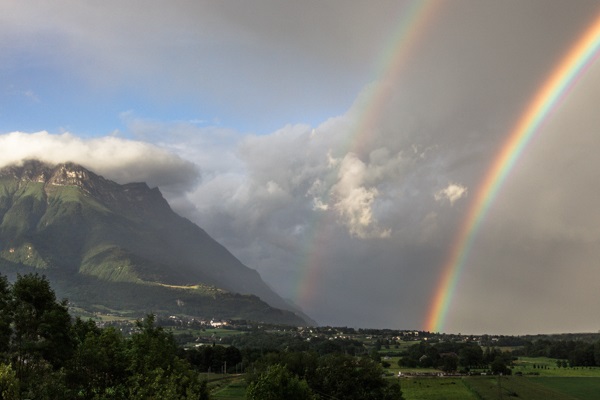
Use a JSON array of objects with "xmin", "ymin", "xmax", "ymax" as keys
[
  {"xmin": 464, "ymin": 376, "xmax": 579, "ymax": 400},
  {"xmin": 395, "ymin": 356, "xmax": 600, "ymax": 399},
  {"xmin": 209, "ymin": 375, "xmax": 247, "ymax": 400},
  {"xmin": 202, "ymin": 371, "xmax": 600, "ymax": 400},
  {"xmin": 212, "ymin": 382, "xmax": 247, "ymax": 400},
  {"xmin": 401, "ymin": 378, "xmax": 478, "ymax": 400},
  {"xmin": 154, "ymin": 282, "xmax": 226, "ymax": 296},
  {"xmin": 383, "ymin": 356, "xmax": 448, "ymax": 377},
  {"xmin": 534, "ymin": 377, "xmax": 600, "ymax": 400},
  {"xmin": 202, "ymin": 328, "xmax": 244, "ymax": 337},
  {"xmin": 513, "ymin": 357, "xmax": 600, "ymax": 377}
]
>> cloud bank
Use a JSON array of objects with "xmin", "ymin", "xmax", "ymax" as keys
[{"xmin": 0, "ymin": 131, "xmax": 199, "ymax": 194}]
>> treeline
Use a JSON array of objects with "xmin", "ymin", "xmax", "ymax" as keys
[
  {"xmin": 398, "ymin": 341, "xmax": 513, "ymax": 375},
  {"xmin": 222, "ymin": 330, "xmax": 404, "ymax": 399},
  {"xmin": 226, "ymin": 330, "xmax": 365, "ymax": 356},
  {"xmin": 0, "ymin": 273, "xmax": 209, "ymax": 399},
  {"xmin": 0, "ymin": 273, "xmax": 406, "ymax": 400},
  {"xmin": 513, "ymin": 339, "xmax": 600, "ymax": 367},
  {"xmin": 245, "ymin": 352, "xmax": 404, "ymax": 400}
]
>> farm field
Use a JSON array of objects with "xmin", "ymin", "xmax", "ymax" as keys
[
  {"xmin": 465, "ymin": 376, "xmax": 566, "ymax": 400},
  {"xmin": 463, "ymin": 376, "xmax": 588, "ymax": 400},
  {"xmin": 211, "ymin": 377, "xmax": 247, "ymax": 400},
  {"xmin": 400, "ymin": 378, "xmax": 478, "ymax": 400},
  {"xmin": 204, "ymin": 374, "xmax": 600, "ymax": 400},
  {"xmin": 209, "ymin": 375, "xmax": 247, "ymax": 400},
  {"xmin": 384, "ymin": 356, "xmax": 447, "ymax": 377},
  {"xmin": 513, "ymin": 357, "xmax": 600, "ymax": 377},
  {"xmin": 534, "ymin": 377, "xmax": 600, "ymax": 400}
]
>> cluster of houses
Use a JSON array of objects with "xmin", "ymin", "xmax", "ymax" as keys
[{"xmin": 88, "ymin": 311, "xmax": 513, "ymax": 349}]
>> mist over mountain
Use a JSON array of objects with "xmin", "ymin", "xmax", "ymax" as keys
[{"xmin": 0, "ymin": 160, "xmax": 313, "ymax": 325}]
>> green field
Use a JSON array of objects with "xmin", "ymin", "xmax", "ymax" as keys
[
  {"xmin": 535, "ymin": 377, "xmax": 600, "ymax": 400},
  {"xmin": 127, "ymin": 373, "xmax": 600, "ymax": 400},
  {"xmin": 401, "ymin": 378, "xmax": 478, "ymax": 400},
  {"xmin": 462, "ymin": 375, "xmax": 600, "ymax": 400},
  {"xmin": 211, "ymin": 376, "xmax": 247, "ymax": 400},
  {"xmin": 514, "ymin": 357, "xmax": 600, "ymax": 377},
  {"xmin": 465, "ymin": 376, "xmax": 567, "ymax": 400}
]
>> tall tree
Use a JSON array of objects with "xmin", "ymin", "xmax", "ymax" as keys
[
  {"xmin": 247, "ymin": 364, "xmax": 315, "ymax": 400},
  {"xmin": 11, "ymin": 274, "xmax": 73, "ymax": 381},
  {"xmin": 126, "ymin": 314, "xmax": 178, "ymax": 377},
  {"xmin": 313, "ymin": 353, "xmax": 403, "ymax": 400},
  {"xmin": 69, "ymin": 326, "xmax": 128, "ymax": 399},
  {"xmin": 459, "ymin": 344, "xmax": 483, "ymax": 369},
  {"xmin": 0, "ymin": 276, "xmax": 12, "ymax": 357},
  {"xmin": 126, "ymin": 314, "xmax": 206, "ymax": 399}
]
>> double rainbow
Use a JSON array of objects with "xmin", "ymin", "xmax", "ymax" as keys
[{"xmin": 425, "ymin": 11, "xmax": 600, "ymax": 332}]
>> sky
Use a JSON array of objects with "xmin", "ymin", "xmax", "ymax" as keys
[{"xmin": 2, "ymin": 0, "xmax": 600, "ymax": 335}]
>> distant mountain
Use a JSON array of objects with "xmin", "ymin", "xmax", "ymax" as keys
[{"xmin": 0, "ymin": 160, "xmax": 313, "ymax": 325}]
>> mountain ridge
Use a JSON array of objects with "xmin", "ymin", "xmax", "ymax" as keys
[{"xmin": 0, "ymin": 159, "xmax": 314, "ymax": 325}]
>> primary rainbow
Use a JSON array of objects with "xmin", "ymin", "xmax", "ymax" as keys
[
  {"xmin": 425, "ymin": 11, "xmax": 600, "ymax": 333},
  {"xmin": 294, "ymin": 0, "xmax": 440, "ymax": 309}
]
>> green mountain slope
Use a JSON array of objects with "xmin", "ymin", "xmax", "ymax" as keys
[{"xmin": 0, "ymin": 160, "xmax": 312, "ymax": 325}]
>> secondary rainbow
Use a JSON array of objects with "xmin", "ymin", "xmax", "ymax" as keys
[
  {"xmin": 293, "ymin": 0, "xmax": 440, "ymax": 309},
  {"xmin": 347, "ymin": 0, "xmax": 439, "ymax": 157},
  {"xmin": 425, "ymin": 11, "xmax": 600, "ymax": 333}
]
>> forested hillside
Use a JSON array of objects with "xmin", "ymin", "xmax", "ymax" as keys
[{"xmin": 0, "ymin": 160, "xmax": 310, "ymax": 325}]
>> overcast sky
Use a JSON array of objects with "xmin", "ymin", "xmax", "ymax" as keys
[{"xmin": 2, "ymin": 0, "xmax": 600, "ymax": 334}]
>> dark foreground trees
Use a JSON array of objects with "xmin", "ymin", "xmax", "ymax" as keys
[
  {"xmin": 0, "ymin": 273, "xmax": 209, "ymax": 400},
  {"xmin": 398, "ymin": 341, "xmax": 515, "ymax": 374},
  {"xmin": 247, "ymin": 352, "xmax": 404, "ymax": 400},
  {"xmin": 0, "ymin": 273, "xmax": 405, "ymax": 400},
  {"xmin": 247, "ymin": 364, "xmax": 315, "ymax": 400}
]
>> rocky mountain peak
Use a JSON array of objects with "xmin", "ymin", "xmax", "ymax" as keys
[
  {"xmin": 2, "ymin": 159, "xmax": 52, "ymax": 182},
  {"xmin": 1, "ymin": 160, "xmax": 166, "ymax": 209},
  {"xmin": 48, "ymin": 162, "xmax": 93, "ymax": 187},
  {"xmin": 1, "ymin": 159, "xmax": 94, "ymax": 186}
]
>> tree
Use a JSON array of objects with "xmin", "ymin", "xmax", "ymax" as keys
[
  {"xmin": 127, "ymin": 358, "xmax": 208, "ymax": 400},
  {"xmin": 0, "ymin": 276, "xmax": 12, "ymax": 357},
  {"xmin": 490, "ymin": 356, "xmax": 511, "ymax": 375},
  {"xmin": 225, "ymin": 345, "xmax": 243, "ymax": 372},
  {"xmin": 459, "ymin": 344, "xmax": 483, "ymax": 369},
  {"xmin": 0, "ymin": 274, "xmax": 211, "ymax": 399},
  {"xmin": 10, "ymin": 274, "xmax": 73, "ymax": 384},
  {"xmin": 127, "ymin": 314, "xmax": 178, "ymax": 375},
  {"xmin": 313, "ymin": 354, "xmax": 403, "ymax": 400},
  {"xmin": 247, "ymin": 364, "xmax": 315, "ymax": 400},
  {"xmin": 126, "ymin": 315, "xmax": 206, "ymax": 399},
  {"xmin": 370, "ymin": 348, "xmax": 382, "ymax": 363},
  {"xmin": 569, "ymin": 342, "xmax": 595, "ymax": 367},
  {"xmin": 440, "ymin": 355, "xmax": 458, "ymax": 372},
  {"xmin": 69, "ymin": 326, "xmax": 128, "ymax": 398},
  {"xmin": 383, "ymin": 380, "xmax": 404, "ymax": 400},
  {"xmin": 0, "ymin": 363, "xmax": 19, "ymax": 400}
]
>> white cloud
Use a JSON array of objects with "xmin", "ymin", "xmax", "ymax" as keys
[
  {"xmin": 0, "ymin": 131, "xmax": 199, "ymax": 193},
  {"xmin": 330, "ymin": 153, "xmax": 391, "ymax": 238},
  {"xmin": 435, "ymin": 183, "xmax": 468, "ymax": 205}
]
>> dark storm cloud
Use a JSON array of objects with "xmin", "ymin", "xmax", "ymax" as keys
[{"xmin": 3, "ymin": 1, "xmax": 600, "ymax": 333}]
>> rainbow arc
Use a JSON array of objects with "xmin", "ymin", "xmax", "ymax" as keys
[
  {"xmin": 294, "ymin": 0, "xmax": 440, "ymax": 308},
  {"xmin": 425, "ymin": 11, "xmax": 600, "ymax": 333}
]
